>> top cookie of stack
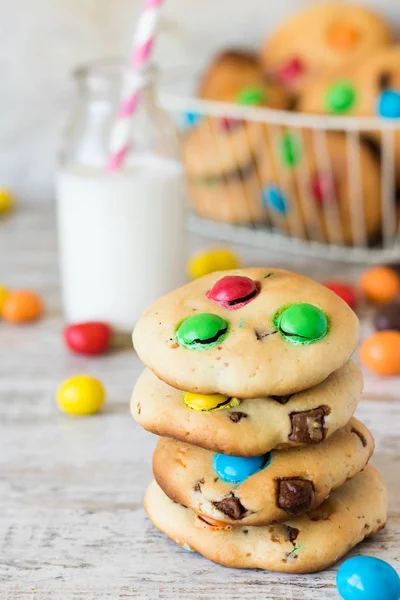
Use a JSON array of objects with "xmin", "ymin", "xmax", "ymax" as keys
[{"xmin": 133, "ymin": 267, "xmax": 359, "ymax": 398}]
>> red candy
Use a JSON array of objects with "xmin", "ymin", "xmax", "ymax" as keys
[
  {"xmin": 64, "ymin": 321, "xmax": 112, "ymax": 356},
  {"xmin": 323, "ymin": 280, "xmax": 357, "ymax": 309},
  {"xmin": 207, "ymin": 276, "xmax": 259, "ymax": 310},
  {"xmin": 276, "ymin": 57, "xmax": 305, "ymax": 86},
  {"xmin": 312, "ymin": 172, "xmax": 337, "ymax": 205},
  {"xmin": 219, "ymin": 117, "xmax": 243, "ymax": 133}
]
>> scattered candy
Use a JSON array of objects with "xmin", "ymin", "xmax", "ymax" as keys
[
  {"xmin": 262, "ymin": 185, "xmax": 289, "ymax": 215},
  {"xmin": 326, "ymin": 81, "xmax": 356, "ymax": 114},
  {"xmin": 336, "ymin": 556, "xmax": 400, "ymax": 600},
  {"xmin": 2, "ymin": 289, "xmax": 44, "ymax": 324},
  {"xmin": 187, "ymin": 248, "xmax": 240, "ymax": 280},
  {"xmin": 183, "ymin": 111, "xmax": 202, "ymax": 127},
  {"xmin": 359, "ymin": 331, "xmax": 400, "ymax": 376},
  {"xmin": 0, "ymin": 188, "xmax": 15, "ymax": 215},
  {"xmin": 359, "ymin": 266, "xmax": 400, "ymax": 304},
  {"xmin": 183, "ymin": 392, "xmax": 240, "ymax": 412},
  {"xmin": 326, "ymin": 22, "xmax": 359, "ymax": 50},
  {"xmin": 312, "ymin": 172, "xmax": 337, "ymax": 205},
  {"xmin": 212, "ymin": 452, "xmax": 270, "ymax": 484},
  {"xmin": 323, "ymin": 281, "xmax": 357, "ymax": 309},
  {"xmin": 280, "ymin": 133, "xmax": 302, "ymax": 167},
  {"xmin": 275, "ymin": 303, "xmax": 328, "ymax": 344},
  {"xmin": 57, "ymin": 375, "xmax": 106, "ymax": 416},
  {"xmin": 237, "ymin": 86, "xmax": 265, "ymax": 106},
  {"xmin": 374, "ymin": 302, "xmax": 400, "ymax": 332},
  {"xmin": 176, "ymin": 313, "xmax": 229, "ymax": 350},
  {"xmin": 0, "ymin": 285, "xmax": 9, "ymax": 315},
  {"xmin": 276, "ymin": 56, "xmax": 304, "ymax": 86},
  {"xmin": 206, "ymin": 276, "xmax": 259, "ymax": 309},
  {"xmin": 64, "ymin": 322, "xmax": 112, "ymax": 356},
  {"xmin": 376, "ymin": 89, "xmax": 400, "ymax": 119}
]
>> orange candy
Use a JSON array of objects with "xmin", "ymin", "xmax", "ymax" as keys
[
  {"xmin": 195, "ymin": 514, "xmax": 232, "ymax": 531},
  {"xmin": 2, "ymin": 289, "xmax": 44, "ymax": 324},
  {"xmin": 359, "ymin": 266, "xmax": 400, "ymax": 304},
  {"xmin": 359, "ymin": 331, "xmax": 400, "ymax": 376},
  {"xmin": 327, "ymin": 22, "xmax": 360, "ymax": 50}
]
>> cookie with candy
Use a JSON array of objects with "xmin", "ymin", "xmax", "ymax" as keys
[{"xmin": 130, "ymin": 267, "xmax": 387, "ymax": 573}]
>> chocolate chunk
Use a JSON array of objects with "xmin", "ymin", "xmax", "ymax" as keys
[
  {"xmin": 193, "ymin": 478, "xmax": 205, "ymax": 492},
  {"xmin": 378, "ymin": 71, "xmax": 392, "ymax": 90},
  {"xmin": 374, "ymin": 302, "xmax": 400, "ymax": 332},
  {"xmin": 282, "ymin": 525, "xmax": 299, "ymax": 543},
  {"xmin": 277, "ymin": 478, "xmax": 314, "ymax": 514},
  {"xmin": 229, "ymin": 411, "xmax": 248, "ymax": 423},
  {"xmin": 351, "ymin": 428, "xmax": 367, "ymax": 447},
  {"xmin": 212, "ymin": 495, "xmax": 247, "ymax": 520},
  {"xmin": 270, "ymin": 394, "xmax": 293, "ymax": 405},
  {"xmin": 289, "ymin": 406, "xmax": 330, "ymax": 444}
]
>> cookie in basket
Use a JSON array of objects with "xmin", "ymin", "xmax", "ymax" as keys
[
  {"xmin": 144, "ymin": 466, "xmax": 387, "ymax": 573},
  {"xmin": 259, "ymin": 130, "xmax": 382, "ymax": 245},
  {"xmin": 182, "ymin": 116, "xmax": 266, "ymax": 224},
  {"xmin": 153, "ymin": 418, "xmax": 373, "ymax": 526},
  {"xmin": 131, "ymin": 361, "xmax": 362, "ymax": 456},
  {"xmin": 199, "ymin": 48, "xmax": 291, "ymax": 110},
  {"xmin": 299, "ymin": 45, "xmax": 400, "ymax": 184},
  {"xmin": 260, "ymin": 3, "xmax": 393, "ymax": 96},
  {"xmin": 132, "ymin": 267, "xmax": 359, "ymax": 398}
]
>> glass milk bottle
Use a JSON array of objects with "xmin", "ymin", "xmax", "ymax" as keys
[{"xmin": 56, "ymin": 61, "xmax": 186, "ymax": 332}]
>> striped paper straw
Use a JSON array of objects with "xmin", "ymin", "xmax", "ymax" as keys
[{"xmin": 107, "ymin": 0, "xmax": 164, "ymax": 173}]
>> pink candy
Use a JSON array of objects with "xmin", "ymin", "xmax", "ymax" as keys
[
  {"xmin": 276, "ymin": 57, "xmax": 304, "ymax": 85},
  {"xmin": 312, "ymin": 172, "xmax": 337, "ymax": 205},
  {"xmin": 207, "ymin": 276, "xmax": 260, "ymax": 310}
]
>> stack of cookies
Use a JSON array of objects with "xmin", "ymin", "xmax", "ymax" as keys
[{"xmin": 131, "ymin": 268, "xmax": 387, "ymax": 573}]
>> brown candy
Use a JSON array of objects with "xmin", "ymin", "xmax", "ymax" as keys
[
  {"xmin": 212, "ymin": 495, "xmax": 247, "ymax": 520},
  {"xmin": 373, "ymin": 302, "xmax": 400, "ymax": 332},
  {"xmin": 289, "ymin": 406, "xmax": 330, "ymax": 444},
  {"xmin": 277, "ymin": 478, "xmax": 314, "ymax": 514}
]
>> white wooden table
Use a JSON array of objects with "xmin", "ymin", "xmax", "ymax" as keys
[{"xmin": 1, "ymin": 203, "xmax": 399, "ymax": 599}]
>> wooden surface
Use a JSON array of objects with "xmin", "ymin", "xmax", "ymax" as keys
[{"xmin": 1, "ymin": 203, "xmax": 399, "ymax": 599}]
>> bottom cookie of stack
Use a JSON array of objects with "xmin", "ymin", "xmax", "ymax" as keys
[{"xmin": 144, "ymin": 466, "xmax": 387, "ymax": 574}]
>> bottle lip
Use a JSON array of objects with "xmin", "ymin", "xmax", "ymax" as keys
[{"xmin": 73, "ymin": 58, "xmax": 158, "ymax": 93}]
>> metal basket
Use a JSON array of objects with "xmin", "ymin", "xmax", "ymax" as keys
[{"xmin": 161, "ymin": 86, "xmax": 400, "ymax": 263}]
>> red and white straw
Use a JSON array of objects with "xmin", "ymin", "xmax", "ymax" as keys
[{"xmin": 108, "ymin": 0, "xmax": 164, "ymax": 172}]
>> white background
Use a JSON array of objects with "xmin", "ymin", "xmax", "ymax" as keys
[{"xmin": 1, "ymin": 0, "xmax": 400, "ymax": 202}]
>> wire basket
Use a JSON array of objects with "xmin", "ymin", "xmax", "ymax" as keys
[{"xmin": 161, "ymin": 86, "xmax": 400, "ymax": 263}]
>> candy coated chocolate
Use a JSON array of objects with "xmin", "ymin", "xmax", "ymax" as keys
[
  {"xmin": 207, "ymin": 276, "xmax": 259, "ymax": 309},
  {"xmin": 176, "ymin": 313, "xmax": 228, "ymax": 350},
  {"xmin": 377, "ymin": 89, "xmax": 400, "ymax": 119},
  {"xmin": 276, "ymin": 56, "xmax": 304, "ymax": 85},
  {"xmin": 323, "ymin": 280, "xmax": 357, "ymax": 309},
  {"xmin": 326, "ymin": 22, "xmax": 359, "ymax": 50},
  {"xmin": 374, "ymin": 303, "xmax": 400, "ymax": 332},
  {"xmin": 312, "ymin": 172, "xmax": 337, "ymax": 205},
  {"xmin": 262, "ymin": 185, "xmax": 289, "ymax": 215},
  {"xmin": 336, "ymin": 556, "xmax": 400, "ymax": 600},
  {"xmin": 326, "ymin": 81, "xmax": 356, "ymax": 113},
  {"xmin": 64, "ymin": 321, "xmax": 112, "ymax": 356},
  {"xmin": 237, "ymin": 86, "xmax": 265, "ymax": 106},
  {"xmin": 276, "ymin": 303, "xmax": 328, "ymax": 344},
  {"xmin": 183, "ymin": 111, "xmax": 202, "ymax": 127},
  {"xmin": 219, "ymin": 117, "xmax": 243, "ymax": 133},
  {"xmin": 280, "ymin": 133, "xmax": 302, "ymax": 167},
  {"xmin": 183, "ymin": 392, "xmax": 240, "ymax": 412},
  {"xmin": 212, "ymin": 453, "xmax": 271, "ymax": 484}
]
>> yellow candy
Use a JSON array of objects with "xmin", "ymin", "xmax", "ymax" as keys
[
  {"xmin": 0, "ymin": 189, "xmax": 15, "ymax": 215},
  {"xmin": 183, "ymin": 392, "xmax": 240, "ymax": 412},
  {"xmin": 57, "ymin": 375, "xmax": 105, "ymax": 416},
  {"xmin": 0, "ymin": 286, "xmax": 9, "ymax": 315},
  {"xmin": 187, "ymin": 248, "xmax": 240, "ymax": 280}
]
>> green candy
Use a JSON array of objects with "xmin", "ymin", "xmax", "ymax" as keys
[
  {"xmin": 176, "ymin": 313, "xmax": 229, "ymax": 350},
  {"xmin": 237, "ymin": 86, "xmax": 265, "ymax": 106},
  {"xmin": 280, "ymin": 133, "xmax": 302, "ymax": 168},
  {"xmin": 326, "ymin": 81, "xmax": 356, "ymax": 114},
  {"xmin": 275, "ymin": 303, "xmax": 328, "ymax": 345}
]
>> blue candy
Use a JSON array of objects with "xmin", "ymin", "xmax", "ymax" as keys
[
  {"xmin": 183, "ymin": 111, "xmax": 202, "ymax": 127},
  {"xmin": 262, "ymin": 185, "xmax": 289, "ymax": 215},
  {"xmin": 212, "ymin": 453, "xmax": 271, "ymax": 484},
  {"xmin": 337, "ymin": 556, "xmax": 400, "ymax": 600},
  {"xmin": 376, "ymin": 89, "xmax": 400, "ymax": 119}
]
